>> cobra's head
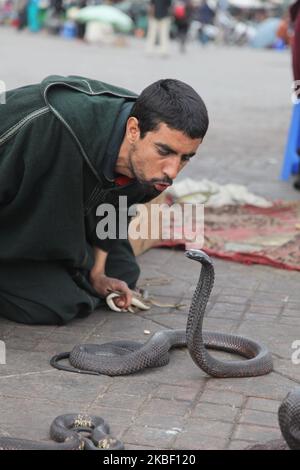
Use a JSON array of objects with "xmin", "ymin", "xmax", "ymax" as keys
[{"xmin": 185, "ymin": 249, "xmax": 212, "ymax": 266}]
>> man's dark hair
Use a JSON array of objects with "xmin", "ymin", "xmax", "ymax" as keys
[{"xmin": 130, "ymin": 79, "xmax": 209, "ymax": 139}]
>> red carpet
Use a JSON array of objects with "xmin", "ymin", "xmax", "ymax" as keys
[{"xmin": 158, "ymin": 202, "xmax": 300, "ymax": 271}]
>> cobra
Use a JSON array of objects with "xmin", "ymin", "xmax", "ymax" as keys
[
  {"xmin": 249, "ymin": 388, "xmax": 300, "ymax": 450},
  {"xmin": 51, "ymin": 249, "xmax": 273, "ymax": 378},
  {"xmin": 0, "ymin": 414, "xmax": 124, "ymax": 450}
]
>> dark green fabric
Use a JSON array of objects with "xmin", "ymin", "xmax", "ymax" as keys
[
  {"xmin": 0, "ymin": 110, "xmax": 87, "ymax": 265},
  {"xmin": 40, "ymin": 75, "xmax": 138, "ymax": 179},
  {"xmin": 103, "ymin": 101, "xmax": 135, "ymax": 182},
  {"xmin": 0, "ymin": 259, "xmax": 96, "ymax": 325},
  {"xmin": 0, "ymin": 239, "xmax": 139, "ymax": 325}
]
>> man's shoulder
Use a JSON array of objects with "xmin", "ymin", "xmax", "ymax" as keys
[
  {"xmin": 39, "ymin": 76, "xmax": 138, "ymax": 179},
  {"xmin": 40, "ymin": 75, "xmax": 138, "ymax": 100}
]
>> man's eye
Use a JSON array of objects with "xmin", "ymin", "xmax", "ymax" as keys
[
  {"xmin": 181, "ymin": 156, "xmax": 191, "ymax": 162},
  {"xmin": 158, "ymin": 149, "xmax": 170, "ymax": 156}
]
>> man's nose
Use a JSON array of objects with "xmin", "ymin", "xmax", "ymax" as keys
[{"xmin": 163, "ymin": 158, "xmax": 182, "ymax": 180}]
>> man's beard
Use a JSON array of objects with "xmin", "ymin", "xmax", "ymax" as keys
[
  {"xmin": 128, "ymin": 146, "xmax": 148, "ymax": 185},
  {"xmin": 128, "ymin": 147, "xmax": 173, "ymax": 188}
]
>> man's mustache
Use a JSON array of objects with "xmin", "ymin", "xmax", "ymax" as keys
[{"xmin": 149, "ymin": 177, "xmax": 173, "ymax": 186}]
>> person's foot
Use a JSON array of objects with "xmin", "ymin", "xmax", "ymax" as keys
[{"xmin": 293, "ymin": 177, "xmax": 300, "ymax": 190}]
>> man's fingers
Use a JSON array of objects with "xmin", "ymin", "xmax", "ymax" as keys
[
  {"xmin": 120, "ymin": 290, "xmax": 132, "ymax": 309},
  {"xmin": 105, "ymin": 278, "xmax": 133, "ymax": 310},
  {"xmin": 114, "ymin": 293, "xmax": 132, "ymax": 309},
  {"xmin": 114, "ymin": 296, "xmax": 126, "ymax": 308},
  {"xmin": 115, "ymin": 288, "xmax": 132, "ymax": 310}
]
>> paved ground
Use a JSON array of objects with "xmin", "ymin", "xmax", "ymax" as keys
[{"xmin": 0, "ymin": 27, "xmax": 300, "ymax": 450}]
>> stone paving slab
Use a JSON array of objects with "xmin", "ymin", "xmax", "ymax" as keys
[{"xmin": 0, "ymin": 28, "xmax": 300, "ymax": 450}]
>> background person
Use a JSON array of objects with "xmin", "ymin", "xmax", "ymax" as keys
[
  {"xmin": 290, "ymin": 0, "xmax": 300, "ymax": 190},
  {"xmin": 146, "ymin": 0, "xmax": 172, "ymax": 56},
  {"xmin": 173, "ymin": 0, "xmax": 194, "ymax": 53}
]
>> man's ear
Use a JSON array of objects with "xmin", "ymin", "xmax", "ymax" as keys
[{"xmin": 126, "ymin": 117, "xmax": 140, "ymax": 143}]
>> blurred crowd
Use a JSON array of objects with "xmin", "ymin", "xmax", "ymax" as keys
[{"xmin": 0, "ymin": 0, "xmax": 297, "ymax": 51}]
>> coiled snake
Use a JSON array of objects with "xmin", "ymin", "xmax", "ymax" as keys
[
  {"xmin": 51, "ymin": 250, "xmax": 273, "ymax": 378},
  {"xmin": 249, "ymin": 388, "xmax": 300, "ymax": 450},
  {"xmin": 0, "ymin": 413, "xmax": 124, "ymax": 450}
]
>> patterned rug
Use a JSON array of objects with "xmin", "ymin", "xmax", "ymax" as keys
[{"xmin": 157, "ymin": 202, "xmax": 300, "ymax": 272}]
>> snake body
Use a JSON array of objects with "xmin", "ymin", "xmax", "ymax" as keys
[
  {"xmin": 278, "ymin": 388, "xmax": 300, "ymax": 449},
  {"xmin": 248, "ymin": 388, "xmax": 300, "ymax": 450},
  {"xmin": 51, "ymin": 250, "xmax": 273, "ymax": 378},
  {"xmin": 0, "ymin": 414, "xmax": 124, "ymax": 450}
]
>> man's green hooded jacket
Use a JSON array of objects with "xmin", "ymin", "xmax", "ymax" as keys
[{"xmin": 0, "ymin": 75, "xmax": 157, "ymax": 270}]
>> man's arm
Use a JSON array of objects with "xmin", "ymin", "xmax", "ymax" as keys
[
  {"xmin": 90, "ymin": 246, "xmax": 108, "ymax": 278},
  {"xmin": 89, "ymin": 247, "xmax": 132, "ymax": 309}
]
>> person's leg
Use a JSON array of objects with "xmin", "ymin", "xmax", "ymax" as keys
[
  {"xmin": 146, "ymin": 17, "xmax": 158, "ymax": 54},
  {"xmin": 159, "ymin": 17, "xmax": 171, "ymax": 56},
  {"xmin": 177, "ymin": 24, "xmax": 187, "ymax": 53},
  {"xmin": 0, "ymin": 295, "xmax": 62, "ymax": 325},
  {"xmin": 292, "ymin": 9, "xmax": 300, "ymax": 83},
  {"xmin": 290, "ymin": 9, "xmax": 300, "ymax": 191},
  {"xmin": 180, "ymin": 24, "xmax": 189, "ymax": 53},
  {"xmin": 0, "ymin": 260, "xmax": 97, "ymax": 325},
  {"xmin": 105, "ymin": 239, "xmax": 140, "ymax": 290},
  {"xmin": 77, "ymin": 21, "xmax": 86, "ymax": 40}
]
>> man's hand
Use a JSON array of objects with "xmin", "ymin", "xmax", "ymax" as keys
[{"xmin": 90, "ymin": 272, "xmax": 132, "ymax": 310}]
